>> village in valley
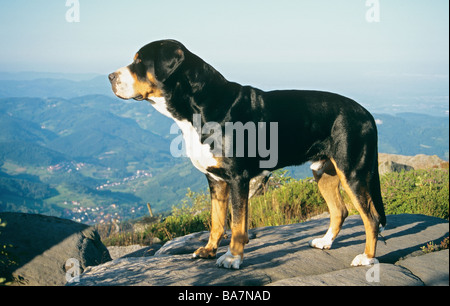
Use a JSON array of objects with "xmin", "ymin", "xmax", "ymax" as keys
[
  {"xmin": 60, "ymin": 200, "xmax": 147, "ymax": 225},
  {"xmin": 46, "ymin": 161, "xmax": 152, "ymax": 225}
]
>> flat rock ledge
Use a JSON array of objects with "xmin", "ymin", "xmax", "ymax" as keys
[{"xmin": 70, "ymin": 214, "xmax": 449, "ymax": 286}]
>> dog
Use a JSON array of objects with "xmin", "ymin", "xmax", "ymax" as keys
[{"xmin": 109, "ymin": 39, "xmax": 386, "ymax": 269}]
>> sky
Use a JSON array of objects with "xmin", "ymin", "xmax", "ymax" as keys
[{"xmin": 0, "ymin": 0, "xmax": 448, "ymax": 112}]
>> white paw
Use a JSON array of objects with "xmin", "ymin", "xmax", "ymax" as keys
[
  {"xmin": 216, "ymin": 249, "xmax": 242, "ymax": 269},
  {"xmin": 351, "ymin": 253, "xmax": 375, "ymax": 266},
  {"xmin": 308, "ymin": 237, "xmax": 333, "ymax": 250},
  {"xmin": 308, "ymin": 228, "xmax": 334, "ymax": 250}
]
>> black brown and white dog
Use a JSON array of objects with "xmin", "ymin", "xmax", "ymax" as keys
[{"xmin": 109, "ymin": 39, "xmax": 386, "ymax": 269}]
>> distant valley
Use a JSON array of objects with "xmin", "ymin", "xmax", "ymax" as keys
[
  {"xmin": 0, "ymin": 74, "xmax": 448, "ymax": 224},
  {"xmin": 0, "ymin": 94, "xmax": 206, "ymax": 224}
]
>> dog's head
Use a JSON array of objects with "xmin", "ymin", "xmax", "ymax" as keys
[{"xmin": 108, "ymin": 40, "xmax": 185, "ymax": 101}]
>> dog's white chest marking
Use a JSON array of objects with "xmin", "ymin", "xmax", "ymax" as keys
[
  {"xmin": 149, "ymin": 97, "xmax": 220, "ymax": 180},
  {"xmin": 175, "ymin": 119, "xmax": 219, "ymax": 173}
]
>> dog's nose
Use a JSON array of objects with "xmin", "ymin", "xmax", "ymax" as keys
[{"xmin": 108, "ymin": 73, "xmax": 116, "ymax": 83}]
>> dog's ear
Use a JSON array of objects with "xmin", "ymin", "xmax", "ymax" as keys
[{"xmin": 155, "ymin": 42, "xmax": 185, "ymax": 82}]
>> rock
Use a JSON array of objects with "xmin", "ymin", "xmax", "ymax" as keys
[
  {"xmin": 0, "ymin": 212, "xmax": 111, "ymax": 286},
  {"xmin": 379, "ymin": 160, "xmax": 414, "ymax": 176},
  {"xmin": 107, "ymin": 244, "xmax": 161, "ymax": 260},
  {"xmin": 155, "ymin": 231, "xmax": 212, "ymax": 256},
  {"xmin": 69, "ymin": 214, "xmax": 449, "ymax": 286},
  {"xmin": 268, "ymin": 264, "xmax": 423, "ymax": 286},
  {"xmin": 249, "ymin": 172, "xmax": 271, "ymax": 198},
  {"xmin": 379, "ymin": 153, "xmax": 448, "ymax": 171},
  {"xmin": 306, "ymin": 212, "xmax": 330, "ymax": 221},
  {"xmin": 396, "ymin": 249, "xmax": 449, "ymax": 286}
]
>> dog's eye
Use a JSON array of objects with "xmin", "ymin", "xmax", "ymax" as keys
[{"xmin": 135, "ymin": 58, "xmax": 142, "ymax": 64}]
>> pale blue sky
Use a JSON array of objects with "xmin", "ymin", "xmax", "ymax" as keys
[
  {"xmin": 0, "ymin": 0, "xmax": 448, "ymax": 112},
  {"xmin": 0, "ymin": 1, "xmax": 447, "ymax": 72}
]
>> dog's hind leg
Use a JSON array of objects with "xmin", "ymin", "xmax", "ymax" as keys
[
  {"xmin": 330, "ymin": 158, "xmax": 382, "ymax": 266},
  {"xmin": 193, "ymin": 176, "xmax": 230, "ymax": 259},
  {"xmin": 309, "ymin": 159, "xmax": 348, "ymax": 250}
]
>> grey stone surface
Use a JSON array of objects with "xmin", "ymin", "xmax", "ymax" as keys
[
  {"xmin": 70, "ymin": 214, "xmax": 449, "ymax": 286},
  {"xmin": 108, "ymin": 244, "xmax": 161, "ymax": 260},
  {"xmin": 0, "ymin": 212, "xmax": 111, "ymax": 286},
  {"xmin": 268, "ymin": 264, "xmax": 424, "ymax": 286},
  {"xmin": 396, "ymin": 249, "xmax": 449, "ymax": 286}
]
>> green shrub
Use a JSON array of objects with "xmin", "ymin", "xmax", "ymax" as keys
[
  {"xmin": 249, "ymin": 178, "xmax": 327, "ymax": 227},
  {"xmin": 139, "ymin": 189, "xmax": 212, "ymax": 243},
  {"xmin": 381, "ymin": 169, "xmax": 449, "ymax": 219},
  {"xmin": 421, "ymin": 236, "xmax": 449, "ymax": 253},
  {"xmin": 148, "ymin": 210, "xmax": 210, "ymax": 242}
]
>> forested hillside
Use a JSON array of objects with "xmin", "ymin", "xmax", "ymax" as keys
[{"xmin": 0, "ymin": 95, "xmax": 205, "ymax": 224}]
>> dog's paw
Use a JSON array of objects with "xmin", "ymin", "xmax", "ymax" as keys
[
  {"xmin": 216, "ymin": 249, "xmax": 242, "ymax": 269},
  {"xmin": 351, "ymin": 253, "xmax": 375, "ymax": 266},
  {"xmin": 308, "ymin": 228, "xmax": 334, "ymax": 250},
  {"xmin": 193, "ymin": 247, "xmax": 217, "ymax": 259},
  {"xmin": 308, "ymin": 237, "xmax": 333, "ymax": 250}
]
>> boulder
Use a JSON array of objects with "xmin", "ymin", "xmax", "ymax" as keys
[
  {"xmin": 379, "ymin": 160, "xmax": 414, "ymax": 176},
  {"xmin": 0, "ymin": 212, "xmax": 111, "ymax": 286},
  {"xmin": 379, "ymin": 153, "xmax": 448, "ymax": 170},
  {"xmin": 69, "ymin": 214, "xmax": 449, "ymax": 286}
]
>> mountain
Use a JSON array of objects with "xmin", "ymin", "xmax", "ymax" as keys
[
  {"xmin": 374, "ymin": 113, "xmax": 449, "ymax": 160},
  {"xmin": 0, "ymin": 94, "xmax": 205, "ymax": 224}
]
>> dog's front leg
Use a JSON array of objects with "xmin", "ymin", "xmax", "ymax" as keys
[
  {"xmin": 193, "ymin": 176, "xmax": 229, "ymax": 259},
  {"xmin": 216, "ymin": 178, "xmax": 249, "ymax": 269}
]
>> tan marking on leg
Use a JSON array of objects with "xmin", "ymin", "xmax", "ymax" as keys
[
  {"xmin": 229, "ymin": 202, "xmax": 248, "ymax": 259},
  {"xmin": 216, "ymin": 181, "xmax": 249, "ymax": 269},
  {"xmin": 193, "ymin": 180, "xmax": 229, "ymax": 259},
  {"xmin": 313, "ymin": 160, "xmax": 347, "ymax": 242},
  {"xmin": 330, "ymin": 158, "xmax": 378, "ymax": 259}
]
